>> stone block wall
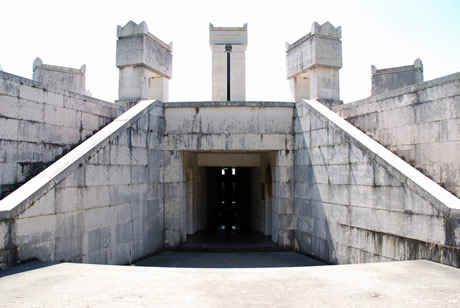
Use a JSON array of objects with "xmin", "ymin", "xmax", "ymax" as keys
[
  {"xmin": 295, "ymin": 100, "xmax": 460, "ymax": 267},
  {"xmin": 272, "ymin": 150, "xmax": 295, "ymax": 248},
  {"xmin": 0, "ymin": 100, "xmax": 164, "ymax": 269},
  {"xmin": 162, "ymin": 102, "xmax": 295, "ymax": 248},
  {"xmin": 333, "ymin": 73, "xmax": 460, "ymax": 197},
  {"xmin": 0, "ymin": 72, "xmax": 123, "ymax": 200}
]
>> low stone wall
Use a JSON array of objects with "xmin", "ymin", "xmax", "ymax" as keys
[
  {"xmin": 295, "ymin": 100, "xmax": 460, "ymax": 267},
  {"xmin": 0, "ymin": 72, "xmax": 124, "ymax": 199},
  {"xmin": 0, "ymin": 100, "xmax": 164, "ymax": 269},
  {"xmin": 333, "ymin": 73, "xmax": 460, "ymax": 197}
]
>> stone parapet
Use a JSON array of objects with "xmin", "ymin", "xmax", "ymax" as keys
[
  {"xmin": 334, "ymin": 72, "xmax": 460, "ymax": 197},
  {"xmin": 294, "ymin": 99, "xmax": 460, "ymax": 267},
  {"xmin": 371, "ymin": 58, "xmax": 423, "ymax": 95},
  {"xmin": 0, "ymin": 71, "xmax": 123, "ymax": 201},
  {"xmin": 33, "ymin": 57, "xmax": 88, "ymax": 95}
]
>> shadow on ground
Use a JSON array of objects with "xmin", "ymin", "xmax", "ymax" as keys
[
  {"xmin": 0, "ymin": 261, "xmax": 55, "ymax": 278},
  {"xmin": 135, "ymin": 251, "xmax": 326, "ymax": 268}
]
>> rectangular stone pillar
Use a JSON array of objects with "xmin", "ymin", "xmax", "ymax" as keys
[
  {"xmin": 286, "ymin": 21, "xmax": 342, "ymax": 106},
  {"xmin": 162, "ymin": 150, "xmax": 186, "ymax": 248},
  {"xmin": 273, "ymin": 150, "xmax": 295, "ymax": 248},
  {"xmin": 116, "ymin": 21, "xmax": 172, "ymax": 102},
  {"xmin": 210, "ymin": 24, "xmax": 247, "ymax": 101}
]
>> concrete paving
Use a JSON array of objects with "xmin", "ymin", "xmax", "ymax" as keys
[{"xmin": 0, "ymin": 254, "xmax": 459, "ymax": 307}]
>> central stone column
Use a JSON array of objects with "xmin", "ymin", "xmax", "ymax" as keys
[{"xmin": 210, "ymin": 23, "xmax": 247, "ymax": 101}]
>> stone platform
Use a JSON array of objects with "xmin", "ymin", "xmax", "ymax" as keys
[{"xmin": 0, "ymin": 256, "xmax": 459, "ymax": 307}]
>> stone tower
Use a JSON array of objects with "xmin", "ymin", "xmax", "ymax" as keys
[
  {"xmin": 116, "ymin": 21, "xmax": 172, "ymax": 102},
  {"xmin": 210, "ymin": 23, "xmax": 248, "ymax": 101},
  {"xmin": 286, "ymin": 21, "xmax": 342, "ymax": 106}
]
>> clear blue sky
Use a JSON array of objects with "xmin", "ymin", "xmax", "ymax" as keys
[{"xmin": 1, "ymin": 0, "xmax": 459, "ymax": 103}]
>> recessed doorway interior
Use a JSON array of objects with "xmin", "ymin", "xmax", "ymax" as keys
[
  {"xmin": 208, "ymin": 167, "xmax": 251, "ymax": 232},
  {"xmin": 182, "ymin": 152, "xmax": 275, "ymax": 250}
]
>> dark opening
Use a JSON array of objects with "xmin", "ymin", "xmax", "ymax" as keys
[{"xmin": 207, "ymin": 167, "xmax": 252, "ymax": 231}]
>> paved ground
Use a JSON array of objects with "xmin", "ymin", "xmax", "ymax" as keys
[{"xmin": 0, "ymin": 252, "xmax": 459, "ymax": 307}]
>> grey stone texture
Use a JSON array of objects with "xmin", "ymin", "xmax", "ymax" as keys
[
  {"xmin": 32, "ymin": 57, "xmax": 89, "ymax": 95},
  {"xmin": 210, "ymin": 24, "xmax": 248, "ymax": 101},
  {"xmin": 0, "ymin": 100, "xmax": 164, "ymax": 269},
  {"xmin": 1, "ymin": 96, "xmax": 459, "ymax": 269},
  {"xmin": 295, "ymin": 99, "xmax": 460, "ymax": 267},
  {"xmin": 371, "ymin": 58, "xmax": 424, "ymax": 95},
  {"xmin": 0, "ymin": 71, "xmax": 123, "ymax": 200},
  {"xmin": 334, "ymin": 72, "xmax": 460, "ymax": 197},
  {"xmin": 286, "ymin": 21, "xmax": 342, "ymax": 102},
  {"xmin": 116, "ymin": 21, "xmax": 172, "ymax": 102},
  {"xmin": 163, "ymin": 102, "xmax": 295, "ymax": 248}
]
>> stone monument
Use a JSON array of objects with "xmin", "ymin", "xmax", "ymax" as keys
[
  {"xmin": 210, "ymin": 23, "xmax": 248, "ymax": 101},
  {"xmin": 33, "ymin": 57, "xmax": 88, "ymax": 94},
  {"xmin": 371, "ymin": 58, "xmax": 423, "ymax": 95},
  {"xmin": 286, "ymin": 21, "xmax": 342, "ymax": 106},
  {"xmin": 116, "ymin": 21, "xmax": 173, "ymax": 102}
]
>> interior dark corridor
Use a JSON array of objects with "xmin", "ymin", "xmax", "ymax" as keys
[
  {"xmin": 207, "ymin": 167, "xmax": 252, "ymax": 232},
  {"xmin": 180, "ymin": 165, "xmax": 277, "ymax": 251}
]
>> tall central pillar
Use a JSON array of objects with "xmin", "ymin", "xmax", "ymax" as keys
[{"xmin": 210, "ymin": 23, "xmax": 247, "ymax": 101}]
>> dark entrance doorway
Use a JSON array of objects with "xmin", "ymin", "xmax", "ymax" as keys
[{"xmin": 207, "ymin": 167, "xmax": 252, "ymax": 232}]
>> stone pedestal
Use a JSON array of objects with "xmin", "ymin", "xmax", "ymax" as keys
[
  {"xmin": 32, "ymin": 57, "xmax": 88, "ymax": 95},
  {"xmin": 210, "ymin": 24, "xmax": 247, "ymax": 101},
  {"xmin": 116, "ymin": 21, "xmax": 172, "ymax": 102},
  {"xmin": 371, "ymin": 58, "xmax": 423, "ymax": 95},
  {"xmin": 286, "ymin": 22, "xmax": 342, "ymax": 105}
]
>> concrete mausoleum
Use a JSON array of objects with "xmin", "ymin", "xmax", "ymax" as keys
[{"xmin": 0, "ymin": 20, "xmax": 459, "ymax": 272}]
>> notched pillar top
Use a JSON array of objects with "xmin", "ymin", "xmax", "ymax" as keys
[
  {"xmin": 116, "ymin": 20, "xmax": 173, "ymax": 79},
  {"xmin": 286, "ymin": 21, "xmax": 343, "ymax": 104},
  {"xmin": 32, "ymin": 57, "xmax": 88, "ymax": 95},
  {"xmin": 286, "ymin": 21, "xmax": 342, "ymax": 79},
  {"xmin": 209, "ymin": 23, "xmax": 248, "ymax": 48},
  {"xmin": 371, "ymin": 58, "xmax": 424, "ymax": 95}
]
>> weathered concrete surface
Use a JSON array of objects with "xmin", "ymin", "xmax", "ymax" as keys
[
  {"xmin": 334, "ymin": 73, "xmax": 460, "ymax": 197},
  {"xmin": 116, "ymin": 21, "xmax": 172, "ymax": 102},
  {"xmin": 286, "ymin": 21, "xmax": 342, "ymax": 102},
  {"xmin": 295, "ymin": 99, "xmax": 460, "ymax": 267},
  {"xmin": 210, "ymin": 24, "xmax": 248, "ymax": 101},
  {"xmin": 371, "ymin": 58, "xmax": 423, "ymax": 95},
  {"xmin": 0, "ymin": 71, "xmax": 123, "ymax": 200},
  {"xmin": 33, "ymin": 57, "xmax": 89, "ymax": 95},
  {"xmin": 0, "ymin": 260, "xmax": 459, "ymax": 307},
  {"xmin": 0, "ymin": 100, "xmax": 164, "ymax": 269},
  {"xmin": 163, "ymin": 102, "xmax": 295, "ymax": 249}
]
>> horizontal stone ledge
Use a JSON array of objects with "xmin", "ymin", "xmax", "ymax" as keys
[{"xmin": 164, "ymin": 101, "xmax": 295, "ymax": 108}]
